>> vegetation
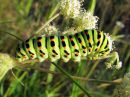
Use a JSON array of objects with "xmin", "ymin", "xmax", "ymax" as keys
[{"xmin": 0, "ymin": 0, "xmax": 130, "ymax": 97}]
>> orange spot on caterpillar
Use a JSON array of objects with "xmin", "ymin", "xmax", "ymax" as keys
[
  {"xmin": 74, "ymin": 45, "xmax": 76, "ymax": 48},
  {"xmin": 70, "ymin": 38, "xmax": 73, "ymax": 41},
  {"xmin": 23, "ymin": 56, "xmax": 26, "ymax": 59},
  {"xmin": 88, "ymin": 48, "xmax": 92, "ymax": 52},
  {"xmin": 40, "ymin": 54, "xmax": 44, "ymax": 57},
  {"xmin": 38, "ymin": 40, "xmax": 41, "ymax": 42},
  {"xmin": 38, "ymin": 46, "xmax": 42, "ymax": 49},
  {"xmin": 80, "ymin": 42, "xmax": 83, "ymax": 45},
  {"xmin": 27, "ymin": 48, "xmax": 30, "ymax": 51},
  {"xmin": 50, "ymin": 39, "xmax": 54, "ymax": 41}
]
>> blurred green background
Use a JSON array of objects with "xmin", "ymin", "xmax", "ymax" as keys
[{"xmin": 0, "ymin": 0, "xmax": 130, "ymax": 97}]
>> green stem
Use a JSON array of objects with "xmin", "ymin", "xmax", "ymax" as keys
[
  {"xmin": 87, "ymin": 0, "xmax": 96, "ymax": 14},
  {"xmin": 51, "ymin": 62, "xmax": 92, "ymax": 97},
  {"xmin": 86, "ymin": 61, "xmax": 99, "ymax": 79},
  {"xmin": 46, "ymin": 63, "xmax": 56, "ymax": 84}
]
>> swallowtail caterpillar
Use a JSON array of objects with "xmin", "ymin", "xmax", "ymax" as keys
[{"xmin": 16, "ymin": 29, "xmax": 121, "ymax": 68}]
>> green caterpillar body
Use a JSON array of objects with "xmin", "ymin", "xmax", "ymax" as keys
[{"xmin": 16, "ymin": 29, "xmax": 112, "ymax": 62}]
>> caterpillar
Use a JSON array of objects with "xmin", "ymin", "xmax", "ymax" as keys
[{"xmin": 15, "ymin": 29, "xmax": 112, "ymax": 63}]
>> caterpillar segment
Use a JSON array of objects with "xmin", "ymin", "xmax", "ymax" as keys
[
  {"xmin": 94, "ymin": 30, "xmax": 103, "ymax": 51},
  {"xmin": 16, "ymin": 43, "xmax": 29, "ymax": 62},
  {"xmin": 81, "ymin": 30, "xmax": 96, "ymax": 59},
  {"xmin": 89, "ymin": 30, "xmax": 105, "ymax": 59},
  {"xmin": 60, "ymin": 35, "xmax": 71, "ymax": 62},
  {"xmin": 68, "ymin": 35, "xmax": 81, "ymax": 62},
  {"xmin": 75, "ymin": 32, "xmax": 87, "ymax": 57},
  {"xmin": 15, "ymin": 29, "xmax": 113, "ymax": 62},
  {"xmin": 34, "ymin": 36, "xmax": 48, "ymax": 62},
  {"xmin": 97, "ymin": 33, "xmax": 112, "ymax": 56},
  {"xmin": 47, "ymin": 35, "xmax": 60, "ymax": 62},
  {"xmin": 81, "ymin": 30, "xmax": 93, "ymax": 55},
  {"xmin": 24, "ymin": 38, "xmax": 37, "ymax": 60}
]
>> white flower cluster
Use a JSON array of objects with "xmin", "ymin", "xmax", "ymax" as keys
[
  {"xmin": 60, "ymin": 0, "xmax": 98, "ymax": 30},
  {"xmin": 74, "ymin": 12, "xmax": 98, "ymax": 30},
  {"xmin": 60, "ymin": 0, "xmax": 81, "ymax": 18},
  {"xmin": 43, "ymin": 25, "xmax": 58, "ymax": 35}
]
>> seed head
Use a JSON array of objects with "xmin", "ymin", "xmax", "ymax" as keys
[
  {"xmin": 73, "ymin": 11, "xmax": 99, "ymax": 31},
  {"xmin": 0, "ymin": 53, "xmax": 15, "ymax": 81},
  {"xmin": 43, "ymin": 24, "xmax": 58, "ymax": 35},
  {"xmin": 60, "ymin": 0, "xmax": 99, "ymax": 32},
  {"xmin": 60, "ymin": 0, "xmax": 82, "ymax": 18}
]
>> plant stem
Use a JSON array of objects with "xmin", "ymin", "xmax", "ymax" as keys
[
  {"xmin": 35, "ymin": 13, "xmax": 60, "ymax": 34},
  {"xmin": 87, "ymin": 0, "xmax": 96, "ymax": 14},
  {"xmin": 51, "ymin": 62, "xmax": 92, "ymax": 97}
]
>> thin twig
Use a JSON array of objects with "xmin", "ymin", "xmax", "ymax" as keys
[
  {"xmin": 35, "ymin": 13, "xmax": 60, "ymax": 34},
  {"xmin": 96, "ymin": 78, "xmax": 122, "ymax": 89},
  {"xmin": 0, "ymin": 31, "xmax": 23, "ymax": 41},
  {"xmin": 17, "ymin": 60, "xmax": 122, "ymax": 85}
]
